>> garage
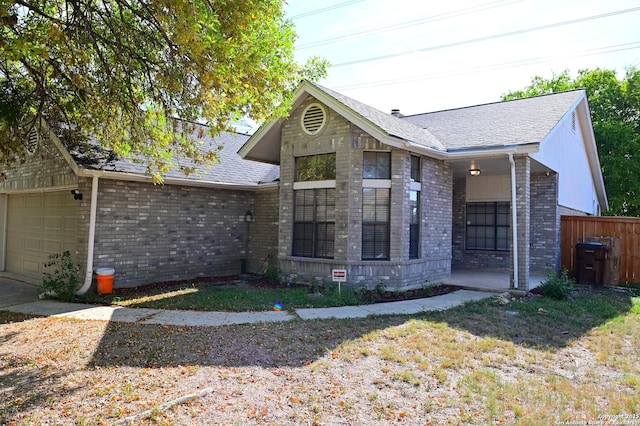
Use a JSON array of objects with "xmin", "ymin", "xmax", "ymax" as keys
[{"xmin": 5, "ymin": 192, "xmax": 79, "ymax": 281}]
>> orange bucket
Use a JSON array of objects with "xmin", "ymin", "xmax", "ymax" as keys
[{"xmin": 95, "ymin": 268, "xmax": 115, "ymax": 295}]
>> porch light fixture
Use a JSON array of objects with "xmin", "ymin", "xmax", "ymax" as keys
[
  {"xmin": 245, "ymin": 210, "xmax": 254, "ymax": 222},
  {"xmin": 70, "ymin": 189, "xmax": 83, "ymax": 200},
  {"xmin": 469, "ymin": 168, "xmax": 481, "ymax": 177}
]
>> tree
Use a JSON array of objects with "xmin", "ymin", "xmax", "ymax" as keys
[
  {"xmin": 503, "ymin": 68, "xmax": 640, "ymax": 216},
  {"xmin": 0, "ymin": 0, "xmax": 327, "ymax": 182}
]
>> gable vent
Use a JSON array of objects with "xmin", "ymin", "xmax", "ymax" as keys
[
  {"xmin": 571, "ymin": 111, "xmax": 576, "ymax": 133},
  {"xmin": 301, "ymin": 103, "xmax": 326, "ymax": 135},
  {"xmin": 24, "ymin": 126, "xmax": 39, "ymax": 155}
]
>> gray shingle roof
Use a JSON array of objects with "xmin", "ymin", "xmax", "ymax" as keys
[
  {"xmin": 401, "ymin": 90, "xmax": 585, "ymax": 151},
  {"xmin": 71, "ymin": 127, "xmax": 279, "ymax": 186},
  {"xmin": 312, "ymin": 83, "xmax": 446, "ymax": 151}
]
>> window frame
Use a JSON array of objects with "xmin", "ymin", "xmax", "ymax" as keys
[
  {"xmin": 295, "ymin": 153, "xmax": 336, "ymax": 182},
  {"xmin": 465, "ymin": 202, "xmax": 510, "ymax": 251},
  {"xmin": 292, "ymin": 188, "xmax": 335, "ymax": 259}
]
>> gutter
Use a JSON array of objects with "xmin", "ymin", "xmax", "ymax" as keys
[
  {"xmin": 508, "ymin": 153, "xmax": 519, "ymax": 290},
  {"xmin": 76, "ymin": 175, "xmax": 99, "ymax": 295},
  {"xmin": 77, "ymin": 169, "xmax": 278, "ymax": 192}
]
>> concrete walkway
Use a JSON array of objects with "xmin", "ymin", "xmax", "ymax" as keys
[{"xmin": 1, "ymin": 279, "xmax": 494, "ymax": 326}]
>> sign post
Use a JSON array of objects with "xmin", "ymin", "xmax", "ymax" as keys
[{"xmin": 332, "ymin": 269, "xmax": 347, "ymax": 295}]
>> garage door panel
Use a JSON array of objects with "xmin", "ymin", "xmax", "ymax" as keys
[
  {"xmin": 6, "ymin": 192, "xmax": 79, "ymax": 280},
  {"xmin": 22, "ymin": 259, "xmax": 42, "ymax": 274},
  {"xmin": 44, "ymin": 217, "xmax": 64, "ymax": 231},
  {"xmin": 43, "ymin": 239, "xmax": 63, "ymax": 254},
  {"xmin": 25, "ymin": 196, "xmax": 44, "ymax": 209},
  {"xmin": 24, "ymin": 237, "xmax": 42, "ymax": 252}
]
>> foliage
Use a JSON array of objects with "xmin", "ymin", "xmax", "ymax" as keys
[
  {"xmin": 264, "ymin": 265, "xmax": 278, "ymax": 281},
  {"xmin": 538, "ymin": 269, "xmax": 575, "ymax": 300},
  {"xmin": 0, "ymin": 0, "xmax": 328, "ymax": 182},
  {"xmin": 502, "ymin": 68, "xmax": 640, "ymax": 216},
  {"xmin": 42, "ymin": 250, "xmax": 80, "ymax": 301}
]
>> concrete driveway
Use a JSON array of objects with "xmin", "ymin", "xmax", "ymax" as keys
[{"xmin": 0, "ymin": 277, "xmax": 41, "ymax": 308}]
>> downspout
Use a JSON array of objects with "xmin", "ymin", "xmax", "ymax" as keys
[
  {"xmin": 508, "ymin": 153, "xmax": 519, "ymax": 290},
  {"xmin": 76, "ymin": 175, "xmax": 99, "ymax": 295}
]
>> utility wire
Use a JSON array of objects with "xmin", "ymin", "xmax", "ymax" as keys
[
  {"xmin": 289, "ymin": 0, "xmax": 365, "ymax": 20},
  {"xmin": 331, "ymin": 6, "xmax": 640, "ymax": 68},
  {"xmin": 332, "ymin": 41, "xmax": 640, "ymax": 91},
  {"xmin": 297, "ymin": 0, "xmax": 521, "ymax": 49}
]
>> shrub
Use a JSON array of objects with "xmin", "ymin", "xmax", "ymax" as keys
[
  {"xmin": 264, "ymin": 264, "xmax": 278, "ymax": 281},
  {"xmin": 538, "ymin": 269, "xmax": 575, "ymax": 300},
  {"xmin": 42, "ymin": 251, "xmax": 81, "ymax": 301}
]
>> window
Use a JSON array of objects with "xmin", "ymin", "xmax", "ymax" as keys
[
  {"xmin": 293, "ymin": 188, "xmax": 335, "ymax": 258},
  {"xmin": 363, "ymin": 152, "xmax": 390, "ymax": 179},
  {"xmin": 362, "ymin": 188, "xmax": 390, "ymax": 260},
  {"xmin": 362, "ymin": 152, "xmax": 391, "ymax": 260},
  {"xmin": 410, "ymin": 156, "xmax": 420, "ymax": 182},
  {"xmin": 466, "ymin": 202, "xmax": 510, "ymax": 251},
  {"xmin": 296, "ymin": 153, "xmax": 336, "ymax": 182},
  {"xmin": 409, "ymin": 190, "xmax": 420, "ymax": 259}
]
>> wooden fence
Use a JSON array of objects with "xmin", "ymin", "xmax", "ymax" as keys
[{"xmin": 561, "ymin": 215, "xmax": 640, "ymax": 284}]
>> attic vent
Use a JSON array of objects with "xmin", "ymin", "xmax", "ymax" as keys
[
  {"xmin": 301, "ymin": 103, "xmax": 326, "ymax": 135},
  {"xmin": 571, "ymin": 111, "xmax": 576, "ymax": 133},
  {"xmin": 24, "ymin": 126, "xmax": 39, "ymax": 155}
]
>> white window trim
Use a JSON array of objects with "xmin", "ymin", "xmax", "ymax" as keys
[
  {"xmin": 293, "ymin": 180, "xmax": 336, "ymax": 190},
  {"xmin": 409, "ymin": 181, "xmax": 421, "ymax": 192},
  {"xmin": 362, "ymin": 179, "xmax": 391, "ymax": 189}
]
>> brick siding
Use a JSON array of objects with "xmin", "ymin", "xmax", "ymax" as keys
[
  {"xmin": 276, "ymin": 96, "xmax": 452, "ymax": 289},
  {"xmin": 93, "ymin": 179, "xmax": 258, "ymax": 287}
]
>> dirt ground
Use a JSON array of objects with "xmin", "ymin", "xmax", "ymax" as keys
[{"xmin": 1, "ymin": 290, "xmax": 639, "ymax": 425}]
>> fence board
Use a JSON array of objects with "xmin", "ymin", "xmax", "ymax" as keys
[{"xmin": 561, "ymin": 216, "xmax": 640, "ymax": 284}]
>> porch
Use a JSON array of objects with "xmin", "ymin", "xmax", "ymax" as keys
[{"xmin": 441, "ymin": 269, "xmax": 546, "ymax": 294}]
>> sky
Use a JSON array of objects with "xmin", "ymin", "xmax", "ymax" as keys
[{"xmin": 285, "ymin": 0, "xmax": 640, "ymax": 115}]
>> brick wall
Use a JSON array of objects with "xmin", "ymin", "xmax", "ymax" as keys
[
  {"xmin": 250, "ymin": 187, "xmax": 280, "ymax": 273},
  {"xmin": 93, "ymin": 179, "xmax": 256, "ymax": 287},
  {"xmin": 276, "ymin": 96, "xmax": 453, "ymax": 289},
  {"xmin": 452, "ymin": 177, "xmax": 511, "ymax": 270},
  {"xmin": 513, "ymin": 155, "xmax": 531, "ymax": 289},
  {"xmin": 0, "ymin": 132, "xmax": 78, "ymax": 192},
  {"xmin": 530, "ymin": 172, "xmax": 560, "ymax": 274}
]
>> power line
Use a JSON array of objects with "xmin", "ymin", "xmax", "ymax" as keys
[
  {"xmin": 332, "ymin": 41, "xmax": 640, "ymax": 91},
  {"xmin": 297, "ymin": 0, "xmax": 521, "ymax": 50},
  {"xmin": 331, "ymin": 6, "xmax": 640, "ymax": 68},
  {"xmin": 288, "ymin": 0, "xmax": 365, "ymax": 20}
]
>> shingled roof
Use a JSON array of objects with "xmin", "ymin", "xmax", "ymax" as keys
[
  {"xmin": 313, "ymin": 83, "xmax": 445, "ymax": 151},
  {"xmin": 401, "ymin": 90, "xmax": 585, "ymax": 151},
  {"xmin": 69, "ymin": 127, "xmax": 279, "ymax": 187}
]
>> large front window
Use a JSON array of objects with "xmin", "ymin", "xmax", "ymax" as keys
[
  {"xmin": 295, "ymin": 153, "xmax": 336, "ymax": 182},
  {"xmin": 293, "ymin": 189, "xmax": 335, "ymax": 258},
  {"xmin": 362, "ymin": 188, "xmax": 390, "ymax": 260},
  {"xmin": 466, "ymin": 202, "xmax": 509, "ymax": 251},
  {"xmin": 362, "ymin": 152, "xmax": 391, "ymax": 260},
  {"xmin": 409, "ymin": 156, "xmax": 420, "ymax": 259},
  {"xmin": 293, "ymin": 153, "xmax": 336, "ymax": 258}
]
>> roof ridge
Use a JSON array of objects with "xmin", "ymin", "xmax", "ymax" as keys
[{"xmin": 401, "ymin": 88, "xmax": 586, "ymax": 118}]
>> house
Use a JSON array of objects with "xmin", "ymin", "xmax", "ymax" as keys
[
  {"xmin": 0, "ymin": 125, "xmax": 281, "ymax": 290},
  {"xmin": 238, "ymin": 81, "xmax": 607, "ymax": 292},
  {"xmin": 0, "ymin": 81, "xmax": 607, "ymax": 292}
]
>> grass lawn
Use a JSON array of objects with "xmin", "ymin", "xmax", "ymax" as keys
[
  {"xmin": 92, "ymin": 280, "xmax": 364, "ymax": 311},
  {"xmin": 1, "ymin": 286, "xmax": 638, "ymax": 424}
]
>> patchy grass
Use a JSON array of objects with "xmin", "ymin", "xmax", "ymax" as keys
[
  {"xmin": 94, "ymin": 281, "xmax": 363, "ymax": 312},
  {"xmin": 86, "ymin": 279, "xmax": 457, "ymax": 312},
  {"xmin": 1, "ymin": 287, "xmax": 638, "ymax": 425}
]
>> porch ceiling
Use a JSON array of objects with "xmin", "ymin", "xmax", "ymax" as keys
[{"xmin": 448, "ymin": 156, "xmax": 549, "ymax": 178}]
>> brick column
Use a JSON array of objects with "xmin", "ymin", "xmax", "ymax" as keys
[{"xmin": 512, "ymin": 155, "xmax": 530, "ymax": 290}]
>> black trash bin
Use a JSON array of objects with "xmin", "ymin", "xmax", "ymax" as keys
[{"xmin": 575, "ymin": 242, "xmax": 607, "ymax": 285}]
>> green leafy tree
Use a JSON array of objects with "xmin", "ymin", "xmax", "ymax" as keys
[
  {"xmin": 0, "ymin": 0, "xmax": 327, "ymax": 182},
  {"xmin": 503, "ymin": 68, "xmax": 640, "ymax": 216}
]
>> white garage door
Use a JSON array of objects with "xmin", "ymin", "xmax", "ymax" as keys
[{"xmin": 6, "ymin": 192, "xmax": 79, "ymax": 280}]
